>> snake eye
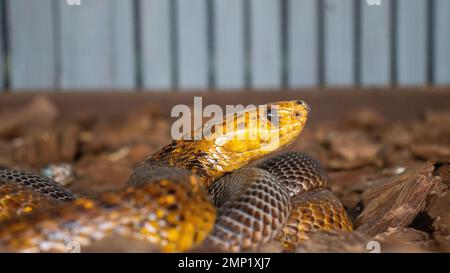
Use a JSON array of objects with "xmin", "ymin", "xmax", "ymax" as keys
[{"xmin": 266, "ymin": 106, "xmax": 275, "ymax": 122}]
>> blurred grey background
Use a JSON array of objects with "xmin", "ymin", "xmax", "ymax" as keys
[{"xmin": 0, "ymin": 0, "xmax": 449, "ymax": 91}]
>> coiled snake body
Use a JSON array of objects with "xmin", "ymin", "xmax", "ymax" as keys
[{"xmin": 0, "ymin": 100, "xmax": 352, "ymax": 252}]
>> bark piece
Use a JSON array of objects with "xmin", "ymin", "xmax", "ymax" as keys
[
  {"xmin": 356, "ymin": 162, "xmax": 440, "ymax": 236},
  {"xmin": 435, "ymin": 163, "xmax": 450, "ymax": 185},
  {"xmin": 375, "ymin": 227, "xmax": 438, "ymax": 253},
  {"xmin": 292, "ymin": 231, "xmax": 371, "ymax": 253},
  {"xmin": 323, "ymin": 130, "xmax": 382, "ymax": 170},
  {"xmin": 426, "ymin": 179, "xmax": 450, "ymax": 252},
  {"xmin": 424, "ymin": 110, "xmax": 450, "ymax": 126},
  {"xmin": 82, "ymin": 236, "xmax": 160, "ymax": 253},
  {"xmin": 342, "ymin": 108, "xmax": 385, "ymax": 130},
  {"xmin": 11, "ymin": 125, "xmax": 80, "ymax": 167},
  {"xmin": 59, "ymin": 124, "xmax": 80, "ymax": 162},
  {"xmin": 411, "ymin": 144, "xmax": 450, "ymax": 161},
  {"xmin": 0, "ymin": 96, "xmax": 58, "ymax": 138}
]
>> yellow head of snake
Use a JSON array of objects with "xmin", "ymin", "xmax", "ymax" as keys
[
  {"xmin": 147, "ymin": 100, "xmax": 310, "ymax": 183},
  {"xmin": 199, "ymin": 100, "xmax": 310, "ymax": 173}
]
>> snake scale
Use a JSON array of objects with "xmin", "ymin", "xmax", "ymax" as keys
[{"xmin": 0, "ymin": 100, "xmax": 352, "ymax": 252}]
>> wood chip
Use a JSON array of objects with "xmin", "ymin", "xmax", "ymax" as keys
[
  {"xmin": 374, "ymin": 227, "xmax": 438, "ymax": 252},
  {"xmin": 0, "ymin": 96, "xmax": 58, "ymax": 138},
  {"xmin": 355, "ymin": 162, "xmax": 440, "ymax": 236},
  {"xmin": 411, "ymin": 144, "xmax": 450, "ymax": 161},
  {"xmin": 324, "ymin": 130, "xmax": 382, "ymax": 170},
  {"xmin": 292, "ymin": 231, "xmax": 371, "ymax": 253}
]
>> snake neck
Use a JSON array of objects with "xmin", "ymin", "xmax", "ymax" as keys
[{"xmin": 130, "ymin": 140, "xmax": 232, "ymax": 190}]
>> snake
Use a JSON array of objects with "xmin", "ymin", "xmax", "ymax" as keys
[{"xmin": 0, "ymin": 100, "xmax": 352, "ymax": 252}]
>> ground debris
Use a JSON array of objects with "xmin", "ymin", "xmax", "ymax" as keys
[
  {"xmin": 374, "ymin": 227, "xmax": 438, "ymax": 252},
  {"xmin": 290, "ymin": 230, "xmax": 371, "ymax": 253},
  {"xmin": 411, "ymin": 144, "xmax": 450, "ymax": 161},
  {"xmin": 0, "ymin": 96, "xmax": 58, "ymax": 138},
  {"xmin": 82, "ymin": 236, "xmax": 161, "ymax": 253},
  {"xmin": 355, "ymin": 162, "xmax": 440, "ymax": 237},
  {"xmin": 321, "ymin": 129, "xmax": 383, "ymax": 169}
]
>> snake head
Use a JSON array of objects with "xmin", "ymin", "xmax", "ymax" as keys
[
  {"xmin": 257, "ymin": 99, "xmax": 309, "ymax": 151},
  {"xmin": 273, "ymin": 99, "xmax": 309, "ymax": 134},
  {"xmin": 207, "ymin": 100, "xmax": 310, "ymax": 173},
  {"xmin": 145, "ymin": 100, "xmax": 310, "ymax": 183}
]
